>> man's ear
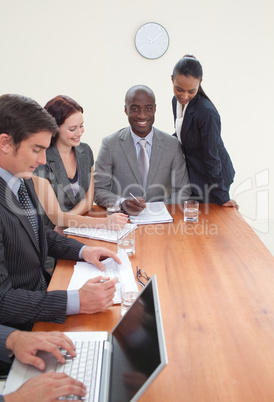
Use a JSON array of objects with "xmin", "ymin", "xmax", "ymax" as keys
[
  {"xmin": 124, "ymin": 105, "xmax": 128, "ymax": 116},
  {"xmin": 0, "ymin": 133, "xmax": 13, "ymax": 153}
]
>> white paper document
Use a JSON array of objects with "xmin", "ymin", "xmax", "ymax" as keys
[
  {"xmin": 129, "ymin": 202, "xmax": 173, "ymax": 225},
  {"xmin": 63, "ymin": 223, "xmax": 137, "ymax": 243},
  {"xmin": 67, "ymin": 252, "xmax": 135, "ymax": 304}
]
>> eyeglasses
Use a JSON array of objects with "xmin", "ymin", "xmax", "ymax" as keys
[{"xmin": 136, "ymin": 266, "xmax": 150, "ymax": 287}]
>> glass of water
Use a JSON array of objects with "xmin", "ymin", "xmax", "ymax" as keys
[
  {"xmin": 117, "ymin": 229, "xmax": 135, "ymax": 256},
  {"xmin": 120, "ymin": 281, "xmax": 143, "ymax": 316},
  {"xmin": 184, "ymin": 200, "xmax": 199, "ymax": 222},
  {"xmin": 106, "ymin": 201, "xmax": 121, "ymax": 215}
]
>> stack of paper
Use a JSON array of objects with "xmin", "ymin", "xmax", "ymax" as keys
[
  {"xmin": 129, "ymin": 202, "xmax": 173, "ymax": 225},
  {"xmin": 67, "ymin": 252, "xmax": 135, "ymax": 304},
  {"xmin": 63, "ymin": 223, "xmax": 137, "ymax": 243}
]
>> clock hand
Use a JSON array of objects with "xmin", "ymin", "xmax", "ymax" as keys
[
  {"xmin": 143, "ymin": 35, "xmax": 153, "ymax": 43},
  {"xmin": 151, "ymin": 33, "xmax": 163, "ymax": 43}
]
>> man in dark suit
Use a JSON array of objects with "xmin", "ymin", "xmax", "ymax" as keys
[
  {"xmin": 0, "ymin": 94, "xmax": 119, "ymax": 333},
  {"xmin": 94, "ymin": 85, "xmax": 191, "ymax": 215}
]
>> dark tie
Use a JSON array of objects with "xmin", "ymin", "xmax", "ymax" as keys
[
  {"xmin": 18, "ymin": 180, "xmax": 47, "ymax": 290},
  {"xmin": 138, "ymin": 139, "xmax": 149, "ymax": 189},
  {"xmin": 18, "ymin": 179, "xmax": 39, "ymax": 246}
]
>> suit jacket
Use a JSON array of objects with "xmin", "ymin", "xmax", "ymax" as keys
[
  {"xmin": 0, "ymin": 177, "xmax": 84, "ymax": 330},
  {"xmin": 94, "ymin": 127, "xmax": 191, "ymax": 207},
  {"xmin": 0, "ymin": 325, "xmax": 15, "ymax": 364},
  {"xmin": 172, "ymin": 94, "xmax": 235, "ymax": 204},
  {"xmin": 34, "ymin": 143, "xmax": 94, "ymax": 227}
]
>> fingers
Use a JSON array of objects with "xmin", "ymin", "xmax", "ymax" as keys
[
  {"xmin": 222, "ymin": 199, "xmax": 239, "ymax": 209},
  {"xmin": 47, "ymin": 372, "xmax": 87, "ymax": 399},
  {"xmin": 108, "ymin": 213, "xmax": 128, "ymax": 229},
  {"xmin": 233, "ymin": 200, "xmax": 239, "ymax": 210},
  {"xmin": 98, "ymin": 249, "xmax": 122, "ymax": 265},
  {"xmin": 109, "ymin": 252, "xmax": 121, "ymax": 264},
  {"xmin": 120, "ymin": 212, "xmax": 128, "ymax": 217},
  {"xmin": 80, "ymin": 250, "xmax": 105, "ymax": 271},
  {"xmin": 82, "ymin": 247, "xmax": 121, "ymax": 270},
  {"xmin": 122, "ymin": 199, "xmax": 146, "ymax": 215},
  {"xmin": 45, "ymin": 333, "xmax": 76, "ymax": 363},
  {"xmin": 116, "ymin": 212, "xmax": 128, "ymax": 219},
  {"xmin": 90, "ymin": 276, "xmax": 119, "ymax": 289},
  {"xmin": 16, "ymin": 332, "xmax": 77, "ymax": 369},
  {"xmin": 101, "ymin": 276, "xmax": 119, "ymax": 289},
  {"xmin": 128, "ymin": 199, "xmax": 142, "ymax": 211},
  {"xmin": 58, "ymin": 333, "xmax": 77, "ymax": 356},
  {"xmin": 18, "ymin": 371, "xmax": 87, "ymax": 401},
  {"xmin": 79, "ymin": 276, "xmax": 118, "ymax": 314},
  {"xmin": 53, "ymin": 376, "xmax": 87, "ymax": 400},
  {"xmin": 26, "ymin": 355, "xmax": 47, "ymax": 371},
  {"xmin": 100, "ymin": 277, "xmax": 118, "ymax": 306}
]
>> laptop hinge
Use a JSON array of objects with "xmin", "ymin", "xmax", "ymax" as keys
[{"xmin": 99, "ymin": 340, "xmax": 112, "ymax": 402}]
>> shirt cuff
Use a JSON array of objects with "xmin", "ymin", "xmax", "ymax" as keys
[
  {"xmin": 66, "ymin": 290, "xmax": 80, "ymax": 315},
  {"xmin": 116, "ymin": 198, "xmax": 125, "ymax": 207},
  {"xmin": 79, "ymin": 245, "xmax": 86, "ymax": 260}
]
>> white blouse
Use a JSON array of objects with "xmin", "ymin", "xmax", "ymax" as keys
[{"xmin": 175, "ymin": 101, "xmax": 189, "ymax": 144}]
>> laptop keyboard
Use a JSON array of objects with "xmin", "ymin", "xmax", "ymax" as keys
[{"xmin": 57, "ymin": 340, "xmax": 100, "ymax": 401}]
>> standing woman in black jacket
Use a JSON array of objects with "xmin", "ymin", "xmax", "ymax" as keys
[{"xmin": 171, "ymin": 55, "xmax": 238, "ymax": 207}]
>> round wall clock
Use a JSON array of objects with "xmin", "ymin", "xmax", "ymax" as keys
[{"xmin": 135, "ymin": 22, "xmax": 169, "ymax": 60}]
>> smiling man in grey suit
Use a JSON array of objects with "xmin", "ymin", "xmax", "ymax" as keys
[{"xmin": 94, "ymin": 85, "xmax": 191, "ymax": 215}]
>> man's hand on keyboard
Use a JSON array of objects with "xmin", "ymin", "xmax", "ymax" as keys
[
  {"xmin": 6, "ymin": 331, "xmax": 77, "ymax": 370},
  {"xmin": 81, "ymin": 246, "xmax": 121, "ymax": 271},
  {"xmin": 79, "ymin": 276, "xmax": 119, "ymax": 314},
  {"xmin": 4, "ymin": 371, "xmax": 86, "ymax": 402}
]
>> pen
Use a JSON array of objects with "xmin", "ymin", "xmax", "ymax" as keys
[
  {"xmin": 100, "ymin": 278, "xmax": 119, "ymax": 284},
  {"xmin": 129, "ymin": 192, "xmax": 140, "ymax": 203}
]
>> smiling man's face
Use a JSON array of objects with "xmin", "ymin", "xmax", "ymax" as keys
[{"xmin": 125, "ymin": 89, "xmax": 156, "ymax": 138}]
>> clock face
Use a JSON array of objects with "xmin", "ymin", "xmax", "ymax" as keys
[{"xmin": 135, "ymin": 23, "xmax": 169, "ymax": 59}]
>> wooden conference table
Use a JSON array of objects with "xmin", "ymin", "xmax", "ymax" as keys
[{"xmin": 34, "ymin": 204, "xmax": 274, "ymax": 402}]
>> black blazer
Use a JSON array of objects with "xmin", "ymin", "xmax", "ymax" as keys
[
  {"xmin": 0, "ymin": 177, "xmax": 84, "ymax": 330},
  {"xmin": 172, "ymin": 94, "xmax": 235, "ymax": 204}
]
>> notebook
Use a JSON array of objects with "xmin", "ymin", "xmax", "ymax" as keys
[
  {"xmin": 67, "ymin": 252, "xmax": 136, "ymax": 304},
  {"xmin": 129, "ymin": 202, "xmax": 173, "ymax": 225},
  {"xmin": 3, "ymin": 275, "xmax": 168, "ymax": 402},
  {"xmin": 63, "ymin": 223, "xmax": 137, "ymax": 243}
]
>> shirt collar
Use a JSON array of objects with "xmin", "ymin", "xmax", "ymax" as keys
[
  {"xmin": 0, "ymin": 167, "xmax": 21, "ymax": 195},
  {"xmin": 176, "ymin": 101, "xmax": 189, "ymax": 118},
  {"xmin": 130, "ymin": 127, "xmax": 154, "ymax": 146}
]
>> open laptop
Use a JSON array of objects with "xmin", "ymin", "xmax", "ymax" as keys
[{"xmin": 3, "ymin": 275, "xmax": 168, "ymax": 401}]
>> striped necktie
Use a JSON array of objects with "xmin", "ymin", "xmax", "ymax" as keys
[{"xmin": 138, "ymin": 138, "xmax": 149, "ymax": 189}]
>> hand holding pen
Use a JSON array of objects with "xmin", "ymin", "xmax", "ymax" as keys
[{"xmin": 121, "ymin": 193, "xmax": 146, "ymax": 216}]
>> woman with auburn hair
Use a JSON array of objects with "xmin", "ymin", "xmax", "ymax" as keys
[
  {"xmin": 33, "ymin": 95, "xmax": 128, "ymax": 229},
  {"xmin": 171, "ymin": 55, "xmax": 238, "ymax": 208}
]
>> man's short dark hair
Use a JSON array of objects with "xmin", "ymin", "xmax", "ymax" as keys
[{"xmin": 0, "ymin": 94, "xmax": 58, "ymax": 146}]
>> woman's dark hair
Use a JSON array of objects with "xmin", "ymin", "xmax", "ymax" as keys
[
  {"xmin": 45, "ymin": 95, "xmax": 83, "ymax": 145},
  {"xmin": 172, "ymin": 55, "xmax": 209, "ymax": 100}
]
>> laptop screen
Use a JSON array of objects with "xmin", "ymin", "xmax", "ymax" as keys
[{"xmin": 109, "ymin": 276, "xmax": 167, "ymax": 402}]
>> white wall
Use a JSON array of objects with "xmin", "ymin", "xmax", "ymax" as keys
[{"xmin": 1, "ymin": 0, "xmax": 274, "ymax": 248}]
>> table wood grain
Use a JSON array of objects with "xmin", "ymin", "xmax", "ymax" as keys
[{"xmin": 34, "ymin": 204, "xmax": 274, "ymax": 401}]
